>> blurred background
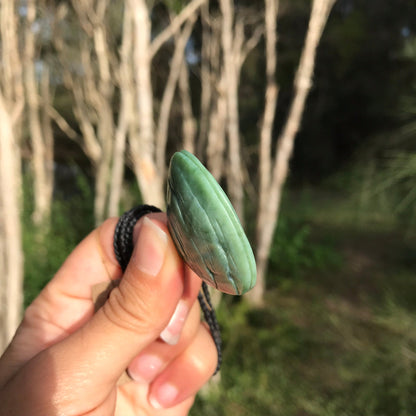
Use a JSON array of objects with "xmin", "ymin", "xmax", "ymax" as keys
[{"xmin": 0, "ymin": 0, "xmax": 415, "ymax": 414}]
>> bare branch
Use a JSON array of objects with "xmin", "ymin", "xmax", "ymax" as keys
[
  {"xmin": 240, "ymin": 24, "xmax": 264, "ymax": 67},
  {"xmin": 47, "ymin": 106, "xmax": 78, "ymax": 140},
  {"xmin": 197, "ymin": 2, "xmax": 214, "ymax": 156},
  {"xmin": 149, "ymin": 0, "xmax": 207, "ymax": 58},
  {"xmin": 108, "ymin": 4, "xmax": 134, "ymax": 216},
  {"xmin": 179, "ymin": 59, "xmax": 197, "ymax": 154},
  {"xmin": 155, "ymin": 14, "xmax": 197, "ymax": 178},
  {"xmin": 71, "ymin": 79, "xmax": 102, "ymax": 164}
]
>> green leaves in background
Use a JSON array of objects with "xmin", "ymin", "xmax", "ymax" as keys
[{"xmin": 22, "ymin": 168, "xmax": 94, "ymax": 306}]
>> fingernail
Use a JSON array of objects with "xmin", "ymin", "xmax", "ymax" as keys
[
  {"xmin": 160, "ymin": 300, "xmax": 189, "ymax": 345},
  {"xmin": 149, "ymin": 382, "xmax": 179, "ymax": 409},
  {"xmin": 133, "ymin": 217, "xmax": 167, "ymax": 277},
  {"xmin": 128, "ymin": 354, "xmax": 164, "ymax": 383}
]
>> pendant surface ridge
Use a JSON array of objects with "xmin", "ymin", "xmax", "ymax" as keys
[{"xmin": 166, "ymin": 150, "xmax": 257, "ymax": 295}]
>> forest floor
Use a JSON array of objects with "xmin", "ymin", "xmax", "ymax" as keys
[{"xmin": 191, "ymin": 190, "xmax": 416, "ymax": 416}]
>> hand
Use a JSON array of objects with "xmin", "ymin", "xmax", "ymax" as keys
[{"xmin": 0, "ymin": 213, "xmax": 217, "ymax": 415}]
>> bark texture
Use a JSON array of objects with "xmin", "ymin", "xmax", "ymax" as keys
[{"xmin": 0, "ymin": 0, "xmax": 24, "ymax": 351}]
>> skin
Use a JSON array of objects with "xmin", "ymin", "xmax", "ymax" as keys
[{"xmin": 0, "ymin": 213, "xmax": 217, "ymax": 416}]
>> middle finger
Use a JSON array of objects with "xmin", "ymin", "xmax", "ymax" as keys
[{"xmin": 127, "ymin": 301, "xmax": 201, "ymax": 383}]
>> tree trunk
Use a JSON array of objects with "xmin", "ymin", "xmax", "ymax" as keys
[
  {"xmin": 251, "ymin": 0, "xmax": 280, "ymax": 305},
  {"xmin": 179, "ymin": 59, "xmax": 197, "ymax": 154},
  {"xmin": 129, "ymin": 0, "xmax": 164, "ymax": 207},
  {"xmin": 197, "ymin": 2, "xmax": 212, "ymax": 157},
  {"xmin": 93, "ymin": 22, "xmax": 115, "ymax": 224},
  {"xmin": 108, "ymin": 5, "xmax": 134, "ymax": 217},
  {"xmin": 212, "ymin": 2, "xmax": 263, "ymax": 220},
  {"xmin": 40, "ymin": 68, "xmax": 54, "ymax": 222},
  {"xmin": 155, "ymin": 14, "xmax": 197, "ymax": 179},
  {"xmin": 0, "ymin": 0, "xmax": 25, "ymax": 353},
  {"xmin": 129, "ymin": 0, "xmax": 206, "ymax": 207},
  {"xmin": 219, "ymin": 0, "xmax": 244, "ymax": 220},
  {"xmin": 250, "ymin": 0, "xmax": 335, "ymax": 305},
  {"xmin": 207, "ymin": 75, "xmax": 227, "ymax": 181},
  {"xmin": 205, "ymin": 16, "xmax": 226, "ymax": 179},
  {"xmin": 24, "ymin": 0, "xmax": 54, "ymax": 227},
  {"xmin": 0, "ymin": 94, "xmax": 23, "ymax": 352}
]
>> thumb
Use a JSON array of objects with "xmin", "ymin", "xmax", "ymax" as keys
[
  {"xmin": 75, "ymin": 216, "xmax": 187, "ymax": 381},
  {"xmin": 4, "ymin": 217, "xmax": 188, "ymax": 414}
]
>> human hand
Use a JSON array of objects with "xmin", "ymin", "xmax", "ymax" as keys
[{"xmin": 0, "ymin": 213, "xmax": 217, "ymax": 415}]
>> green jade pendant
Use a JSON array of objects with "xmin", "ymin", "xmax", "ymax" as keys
[{"xmin": 166, "ymin": 150, "xmax": 256, "ymax": 295}]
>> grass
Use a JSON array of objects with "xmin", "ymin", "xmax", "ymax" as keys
[{"xmin": 191, "ymin": 189, "xmax": 416, "ymax": 416}]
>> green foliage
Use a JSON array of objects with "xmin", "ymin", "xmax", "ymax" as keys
[
  {"xmin": 163, "ymin": 0, "xmax": 187, "ymax": 14},
  {"xmin": 22, "ymin": 168, "xmax": 95, "ymax": 306},
  {"xmin": 343, "ymin": 149, "xmax": 416, "ymax": 233},
  {"xmin": 267, "ymin": 216, "xmax": 342, "ymax": 284},
  {"xmin": 332, "ymin": 33, "xmax": 416, "ymax": 233},
  {"xmin": 372, "ymin": 153, "xmax": 416, "ymax": 218}
]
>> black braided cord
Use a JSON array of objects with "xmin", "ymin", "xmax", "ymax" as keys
[{"xmin": 113, "ymin": 205, "xmax": 222, "ymax": 375}]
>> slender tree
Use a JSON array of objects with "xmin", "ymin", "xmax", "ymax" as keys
[
  {"xmin": 155, "ymin": 13, "xmax": 198, "ymax": 180},
  {"xmin": 108, "ymin": 3, "xmax": 134, "ymax": 217},
  {"xmin": 250, "ymin": 0, "xmax": 336, "ymax": 305},
  {"xmin": 24, "ymin": 0, "xmax": 54, "ymax": 227},
  {"xmin": 0, "ymin": 0, "xmax": 24, "ymax": 352},
  {"xmin": 178, "ymin": 53, "xmax": 197, "ymax": 153},
  {"xmin": 128, "ymin": 0, "xmax": 207, "ymax": 209},
  {"xmin": 204, "ymin": 2, "xmax": 262, "ymax": 198}
]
